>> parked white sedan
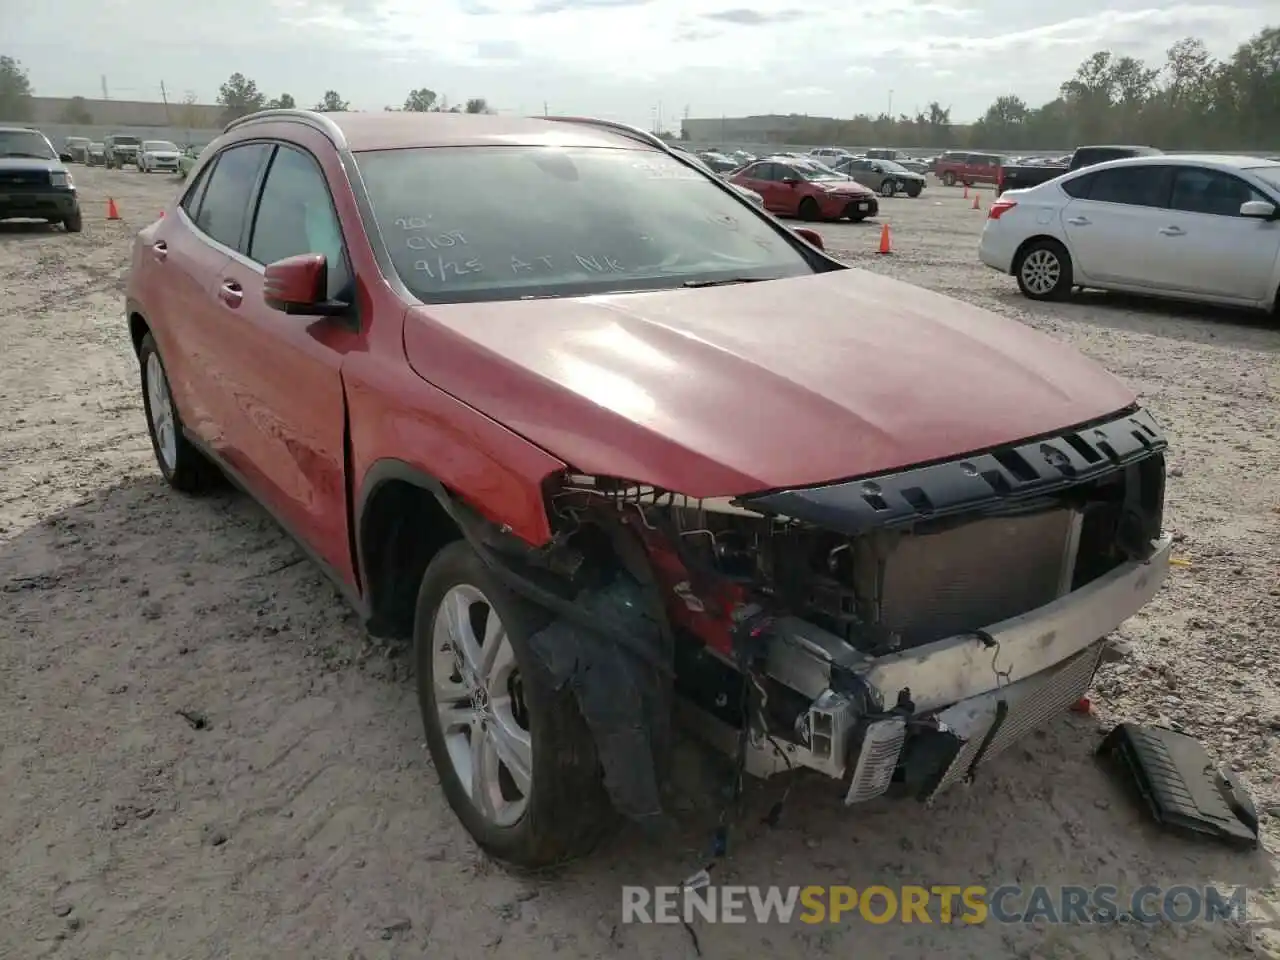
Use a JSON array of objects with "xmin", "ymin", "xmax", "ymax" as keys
[
  {"xmin": 137, "ymin": 140, "xmax": 182, "ymax": 174},
  {"xmin": 979, "ymin": 155, "xmax": 1280, "ymax": 313}
]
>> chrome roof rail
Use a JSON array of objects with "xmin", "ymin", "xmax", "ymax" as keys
[{"xmin": 221, "ymin": 109, "xmax": 347, "ymax": 146}]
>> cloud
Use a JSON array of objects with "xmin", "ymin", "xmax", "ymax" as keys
[
  {"xmin": 701, "ymin": 7, "xmax": 804, "ymax": 24},
  {"xmin": 4, "ymin": 0, "xmax": 1272, "ymax": 131},
  {"xmin": 782, "ymin": 86, "xmax": 832, "ymax": 97}
]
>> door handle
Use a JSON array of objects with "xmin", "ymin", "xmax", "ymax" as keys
[
  {"xmin": 1159, "ymin": 226, "xmax": 1185, "ymax": 236},
  {"xmin": 151, "ymin": 240, "xmax": 167, "ymax": 261},
  {"xmin": 1066, "ymin": 216, "xmax": 1090, "ymax": 226},
  {"xmin": 218, "ymin": 279, "xmax": 243, "ymax": 307}
]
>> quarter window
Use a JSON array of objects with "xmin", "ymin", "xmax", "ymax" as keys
[
  {"xmin": 248, "ymin": 145, "xmax": 351, "ymax": 299},
  {"xmin": 194, "ymin": 143, "xmax": 271, "ymax": 252}
]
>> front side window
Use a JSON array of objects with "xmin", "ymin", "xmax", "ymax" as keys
[
  {"xmin": 248, "ymin": 145, "xmax": 351, "ymax": 299},
  {"xmin": 1169, "ymin": 168, "xmax": 1267, "ymax": 217},
  {"xmin": 356, "ymin": 145, "xmax": 816, "ymax": 303},
  {"xmin": 0, "ymin": 129, "xmax": 56, "ymax": 160},
  {"xmin": 193, "ymin": 143, "xmax": 271, "ymax": 252}
]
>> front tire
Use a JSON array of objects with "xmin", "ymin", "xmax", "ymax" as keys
[
  {"xmin": 1014, "ymin": 239, "xmax": 1074, "ymax": 301},
  {"xmin": 63, "ymin": 209, "xmax": 83, "ymax": 233},
  {"xmin": 415, "ymin": 541, "xmax": 614, "ymax": 868},
  {"xmin": 906, "ymin": 183, "xmax": 922, "ymax": 198},
  {"xmin": 138, "ymin": 333, "xmax": 220, "ymax": 492}
]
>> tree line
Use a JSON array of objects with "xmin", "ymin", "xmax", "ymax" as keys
[
  {"xmin": 701, "ymin": 26, "xmax": 1279, "ymax": 152},
  {"xmin": 215, "ymin": 75, "xmax": 491, "ymax": 124}
]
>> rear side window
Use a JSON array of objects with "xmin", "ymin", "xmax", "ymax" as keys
[
  {"xmin": 194, "ymin": 143, "xmax": 271, "ymax": 252},
  {"xmin": 1082, "ymin": 166, "xmax": 1169, "ymax": 207},
  {"xmin": 248, "ymin": 145, "xmax": 351, "ymax": 299},
  {"xmin": 180, "ymin": 161, "xmax": 214, "ymax": 219}
]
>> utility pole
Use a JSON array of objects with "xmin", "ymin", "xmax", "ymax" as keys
[
  {"xmin": 160, "ymin": 80, "xmax": 171, "ymax": 124},
  {"xmin": 101, "ymin": 75, "xmax": 109, "ymax": 99},
  {"xmin": 887, "ymin": 89, "xmax": 894, "ymax": 118},
  {"xmin": 543, "ymin": 101, "xmax": 548, "ymax": 116}
]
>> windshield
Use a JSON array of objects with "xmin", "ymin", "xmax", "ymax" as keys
[
  {"xmin": 143, "ymin": 141, "xmax": 177, "ymax": 152},
  {"xmin": 355, "ymin": 145, "xmax": 814, "ymax": 303},
  {"xmin": 1246, "ymin": 167, "xmax": 1280, "ymax": 193},
  {"xmin": 0, "ymin": 129, "xmax": 56, "ymax": 159},
  {"xmin": 113, "ymin": 136, "xmax": 140, "ymax": 146},
  {"xmin": 67, "ymin": 138, "xmax": 90, "ymax": 146}
]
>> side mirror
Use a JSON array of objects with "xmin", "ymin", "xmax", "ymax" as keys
[
  {"xmin": 59, "ymin": 152, "xmax": 73, "ymax": 163},
  {"xmin": 793, "ymin": 227, "xmax": 824, "ymax": 250},
  {"xmin": 1240, "ymin": 200, "xmax": 1277, "ymax": 219},
  {"xmin": 264, "ymin": 253, "xmax": 349, "ymax": 316}
]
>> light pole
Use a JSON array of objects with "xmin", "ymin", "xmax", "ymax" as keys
[{"xmin": 887, "ymin": 89, "xmax": 894, "ymax": 118}]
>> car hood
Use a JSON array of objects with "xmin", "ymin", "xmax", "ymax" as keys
[
  {"xmin": 815, "ymin": 180, "xmax": 873, "ymax": 196},
  {"xmin": 0, "ymin": 157, "xmax": 62, "ymax": 172},
  {"xmin": 402, "ymin": 270, "xmax": 1136, "ymax": 497}
]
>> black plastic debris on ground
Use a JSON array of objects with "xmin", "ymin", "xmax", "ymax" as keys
[{"xmin": 1097, "ymin": 722, "xmax": 1259, "ymax": 851}]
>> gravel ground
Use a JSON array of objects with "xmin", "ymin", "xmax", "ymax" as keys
[{"xmin": 1, "ymin": 167, "xmax": 1278, "ymax": 960}]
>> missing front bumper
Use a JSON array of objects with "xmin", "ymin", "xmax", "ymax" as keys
[{"xmin": 680, "ymin": 536, "xmax": 1171, "ymax": 805}]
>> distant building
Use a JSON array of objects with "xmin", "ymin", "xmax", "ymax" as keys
[{"xmin": 27, "ymin": 96, "xmax": 224, "ymax": 129}]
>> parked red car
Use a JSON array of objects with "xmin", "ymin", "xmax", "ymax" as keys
[
  {"xmin": 730, "ymin": 157, "xmax": 878, "ymax": 220},
  {"xmin": 932, "ymin": 150, "xmax": 1006, "ymax": 187},
  {"xmin": 125, "ymin": 110, "xmax": 1172, "ymax": 869}
]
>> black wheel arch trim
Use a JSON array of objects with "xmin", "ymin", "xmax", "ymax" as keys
[{"xmin": 736, "ymin": 406, "xmax": 1167, "ymax": 536}]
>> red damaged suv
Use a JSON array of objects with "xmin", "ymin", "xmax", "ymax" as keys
[{"xmin": 126, "ymin": 110, "xmax": 1172, "ymax": 867}]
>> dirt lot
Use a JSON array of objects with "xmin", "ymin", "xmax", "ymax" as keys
[{"xmin": 1, "ymin": 166, "xmax": 1278, "ymax": 960}]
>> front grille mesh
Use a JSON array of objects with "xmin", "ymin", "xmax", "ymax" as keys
[
  {"xmin": 925, "ymin": 641, "xmax": 1104, "ymax": 801},
  {"xmin": 878, "ymin": 509, "xmax": 1076, "ymax": 648}
]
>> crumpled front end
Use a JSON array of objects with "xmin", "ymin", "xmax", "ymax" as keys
[{"xmin": 540, "ymin": 405, "xmax": 1169, "ymax": 812}]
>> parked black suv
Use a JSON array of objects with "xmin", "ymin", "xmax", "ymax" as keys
[{"xmin": 0, "ymin": 127, "xmax": 83, "ymax": 232}]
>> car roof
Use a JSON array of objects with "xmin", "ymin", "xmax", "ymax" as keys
[
  {"xmin": 226, "ymin": 109, "xmax": 664, "ymax": 153},
  {"xmin": 1074, "ymin": 153, "xmax": 1280, "ymax": 173}
]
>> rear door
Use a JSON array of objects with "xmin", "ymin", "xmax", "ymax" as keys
[
  {"xmin": 148, "ymin": 147, "xmax": 267, "ymax": 449},
  {"xmin": 1158, "ymin": 166, "xmax": 1280, "ymax": 301},
  {"xmin": 166, "ymin": 143, "xmax": 273, "ymax": 458},
  {"xmin": 1058, "ymin": 165, "xmax": 1174, "ymax": 287}
]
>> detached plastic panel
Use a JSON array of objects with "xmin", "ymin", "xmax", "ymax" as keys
[{"xmin": 1097, "ymin": 722, "xmax": 1259, "ymax": 851}]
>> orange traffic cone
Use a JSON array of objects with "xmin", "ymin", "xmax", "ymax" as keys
[
  {"xmin": 106, "ymin": 198, "xmax": 120, "ymax": 220},
  {"xmin": 971, "ymin": 192, "xmax": 981, "ymax": 211},
  {"xmin": 877, "ymin": 222, "xmax": 892, "ymax": 255},
  {"xmin": 962, "ymin": 184, "xmax": 969, "ymax": 199}
]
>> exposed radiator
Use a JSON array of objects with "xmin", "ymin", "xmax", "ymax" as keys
[{"xmin": 877, "ymin": 508, "xmax": 1081, "ymax": 648}]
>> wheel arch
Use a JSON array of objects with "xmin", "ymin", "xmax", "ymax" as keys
[
  {"xmin": 355, "ymin": 459, "xmax": 467, "ymax": 641},
  {"xmin": 127, "ymin": 299, "xmax": 150, "ymax": 355}
]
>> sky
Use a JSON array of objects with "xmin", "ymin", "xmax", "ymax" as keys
[{"xmin": 2, "ymin": 0, "xmax": 1274, "ymax": 128}]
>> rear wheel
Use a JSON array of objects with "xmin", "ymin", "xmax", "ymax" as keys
[
  {"xmin": 415, "ymin": 541, "xmax": 615, "ymax": 867},
  {"xmin": 943, "ymin": 171, "xmax": 956, "ymax": 186},
  {"xmin": 138, "ymin": 333, "xmax": 221, "ymax": 492},
  {"xmin": 1014, "ymin": 239, "xmax": 1073, "ymax": 301},
  {"xmin": 880, "ymin": 180, "xmax": 896, "ymax": 198},
  {"xmin": 797, "ymin": 197, "xmax": 820, "ymax": 221}
]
